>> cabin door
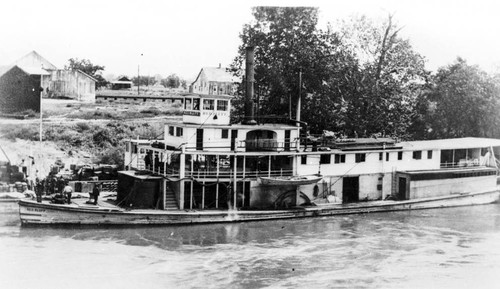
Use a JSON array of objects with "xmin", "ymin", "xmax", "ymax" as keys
[
  {"xmin": 342, "ymin": 177, "xmax": 359, "ymax": 203},
  {"xmin": 196, "ymin": 129, "xmax": 204, "ymax": 151},
  {"xmin": 284, "ymin": 130, "xmax": 291, "ymax": 151},
  {"xmin": 398, "ymin": 177, "xmax": 408, "ymax": 200},
  {"xmin": 230, "ymin": 129, "xmax": 238, "ymax": 151}
]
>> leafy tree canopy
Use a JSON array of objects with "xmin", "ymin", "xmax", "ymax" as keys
[
  {"xmin": 425, "ymin": 58, "xmax": 500, "ymax": 139},
  {"xmin": 161, "ymin": 74, "xmax": 181, "ymax": 88},
  {"xmin": 65, "ymin": 58, "xmax": 108, "ymax": 88},
  {"xmin": 232, "ymin": 7, "xmax": 429, "ymax": 139}
]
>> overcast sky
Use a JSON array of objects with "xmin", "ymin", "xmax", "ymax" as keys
[{"xmin": 1, "ymin": 0, "xmax": 499, "ymax": 81}]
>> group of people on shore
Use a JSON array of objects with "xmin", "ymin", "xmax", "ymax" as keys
[{"xmin": 33, "ymin": 176, "xmax": 100, "ymax": 205}]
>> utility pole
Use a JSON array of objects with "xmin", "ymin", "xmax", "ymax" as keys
[
  {"xmin": 39, "ymin": 67, "xmax": 43, "ymax": 146},
  {"xmin": 138, "ymin": 53, "xmax": 143, "ymax": 95}
]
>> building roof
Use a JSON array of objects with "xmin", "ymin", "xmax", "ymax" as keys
[
  {"xmin": 0, "ymin": 65, "xmax": 50, "ymax": 77},
  {"xmin": 75, "ymin": 69, "xmax": 97, "ymax": 82},
  {"xmin": 12, "ymin": 50, "xmax": 58, "ymax": 71},
  {"xmin": 401, "ymin": 137, "xmax": 500, "ymax": 150},
  {"xmin": 19, "ymin": 66, "xmax": 51, "ymax": 75},
  {"xmin": 192, "ymin": 67, "xmax": 240, "ymax": 85}
]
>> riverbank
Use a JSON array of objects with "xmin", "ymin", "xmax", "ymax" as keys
[{"xmin": 0, "ymin": 98, "xmax": 181, "ymax": 177}]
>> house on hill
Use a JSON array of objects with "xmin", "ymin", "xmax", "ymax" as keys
[
  {"xmin": 111, "ymin": 76, "xmax": 133, "ymax": 90},
  {"xmin": 189, "ymin": 66, "xmax": 240, "ymax": 96},
  {"xmin": 0, "ymin": 65, "xmax": 49, "ymax": 113}
]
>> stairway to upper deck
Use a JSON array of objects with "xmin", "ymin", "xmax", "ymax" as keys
[{"xmin": 164, "ymin": 184, "xmax": 178, "ymax": 210}]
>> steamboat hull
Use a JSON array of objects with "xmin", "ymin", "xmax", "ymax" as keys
[{"xmin": 18, "ymin": 190, "xmax": 500, "ymax": 226}]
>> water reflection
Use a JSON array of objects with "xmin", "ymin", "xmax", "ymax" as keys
[
  {"xmin": 5, "ymin": 204, "xmax": 500, "ymax": 250},
  {"xmin": 2, "ymin": 204, "xmax": 500, "ymax": 288}
]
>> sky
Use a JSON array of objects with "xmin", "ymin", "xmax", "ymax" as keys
[{"xmin": 1, "ymin": 0, "xmax": 499, "ymax": 81}]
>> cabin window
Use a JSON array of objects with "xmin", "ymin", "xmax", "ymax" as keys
[
  {"xmin": 168, "ymin": 126, "xmax": 174, "ymax": 136},
  {"xmin": 132, "ymin": 144, "xmax": 138, "ymax": 154},
  {"xmin": 203, "ymin": 99, "xmax": 214, "ymax": 110},
  {"xmin": 176, "ymin": 127, "xmax": 183, "ymax": 137},
  {"xmin": 192, "ymin": 98, "xmax": 200, "ymax": 110},
  {"xmin": 386, "ymin": 152, "xmax": 390, "ymax": 161},
  {"xmin": 334, "ymin": 154, "xmax": 345, "ymax": 163},
  {"xmin": 413, "ymin": 151, "xmax": 422, "ymax": 160},
  {"xmin": 185, "ymin": 98, "xmax": 192, "ymax": 110},
  {"xmin": 301, "ymin": 155, "xmax": 307, "ymax": 164},
  {"xmin": 398, "ymin": 151, "xmax": 403, "ymax": 160},
  {"xmin": 217, "ymin": 100, "xmax": 228, "ymax": 111},
  {"xmin": 427, "ymin": 150, "xmax": 433, "ymax": 159},
  {"xmin": 320, "ymin": 154, "xmax": 331, "ymax": 164},
  {"xmin": 221, "ymin": 129, "xmax": 229, "ymax": 139},
  {"xmin": 355, "ymin": 153, "xmax": 366, "ymax": 163},
  {"xmin": 379, "ymin": 152, "xmax": 383, "ymax": 161}
]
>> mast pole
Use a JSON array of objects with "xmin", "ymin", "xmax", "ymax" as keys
[{"xmin": 296, "ymin": 69, "xmax": 302, "ymax": 127}]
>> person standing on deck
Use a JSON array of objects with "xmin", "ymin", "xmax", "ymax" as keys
[
  {"xmin": 144, "ymin": 153, "xmax": 151, "ymax": 171},
  {"xmin": 92, "ymin": 184, "xmax": 100, "ymax": 205},
  {"xmin": 35, "ymin": 178, "xmax": 43, "ymax": 203},
  {"xmin": 63, "ymin": 182, "xmax": 73, "ymax": 204}
]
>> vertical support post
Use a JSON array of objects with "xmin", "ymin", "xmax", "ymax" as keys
[
  {"xmin": 202, "ymin": 180, "xmax": 205, "ymax": 209},
  {"xmin": 163, "ymin": 153, "xmax": 166, "ymax": 176},
  {"xmin": 39, "ymin": 74, "xmax": 43, "ymax": 147},
  {"xmin": 233, "ymin": 155, "xmax": 237, "ymax": 209},
  {"xmin": 190, "ymin": 181, "xmax": 194, "ymax": 209},
  {"xmin": 216, "ymin": 155, "xmax": 220, "ymax": 178},
  {"xmin": 268, "ymin": 155, "xmax": 271, "ymax": 177},
  {"xmin": 215, "ymin": 183, "xmax": 219, "ymax": 209},
  {"xmin": 296, "ymin": 186, "xmax": 301, "ymax": 206},
  {"xmin": 190, "ymin": 156, "xmax": 194, "ymax": 177},
  {"xmin": 163, "ymin": 179, "xmax": 167, "ymax": 210},
  {"xmin": 242, "ymin": 155, "xmax": 246, "ymax": 208},
  {"xmin": 179, "ymin": 145, "xmax": 186, "ymax": 209}
]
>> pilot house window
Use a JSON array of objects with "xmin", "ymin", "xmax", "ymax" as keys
[
  {"xmin": 185, "ymin": 98, "xmax": 192, "ymax": 110},
  {"xmin": 203, "ymin": 99, "xmax": 214, "ymax": 110},
  {"xmin": 192, "ymin": 98, "xmax": 200, "ymax": 110},
  {"xmin": 217, "ymin": 100, "xmax": 228, "ymax": 111}
]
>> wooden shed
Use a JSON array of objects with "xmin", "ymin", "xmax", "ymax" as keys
[{"xmin": 0, "ymin": 65, "xmax": 49, "ymax": 113}]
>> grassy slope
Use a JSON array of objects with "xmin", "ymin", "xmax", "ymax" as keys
[{"xmin": 0, "ymin": 98, "xmax": 181, "ymax": 177}]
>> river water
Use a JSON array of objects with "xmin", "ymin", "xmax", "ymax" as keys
[{"xmin": 1, "ymin": 203, "xmax": 500, "ymax": 289}]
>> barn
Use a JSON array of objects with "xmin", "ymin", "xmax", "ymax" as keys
[{"xmin": 0, "ymin": 65, "xmax": 49, "ymax": 113}]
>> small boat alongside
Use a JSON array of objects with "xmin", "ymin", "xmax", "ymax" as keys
[{"xmin": 259, "ymin": 175, "xmax": 323, "ymax": 186}]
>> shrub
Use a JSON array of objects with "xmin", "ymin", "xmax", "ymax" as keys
[
  {"xmin": 0, "ymin": 124, "xmax": 39, "ymax": 141},
  {"xmin": 75, "ymin": 122, "xmax": 90, "ymax": 132},
  {"xmin": 97, "ymin": 147, "xmax": 124, "ymax": 168}
]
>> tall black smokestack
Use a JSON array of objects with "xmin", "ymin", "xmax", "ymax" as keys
[{"xmin": 244, "ymin": 46, "xmax": 257, "ymax": 125}]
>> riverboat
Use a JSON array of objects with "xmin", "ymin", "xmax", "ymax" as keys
[{"xmin": 18, "ymin": 47, "xmax": 500, "ymax": 226}]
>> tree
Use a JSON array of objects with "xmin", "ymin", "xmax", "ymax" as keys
[
  {"xmin": 337, "ymin": 15, "xmax": 430, "ymax": 139},
  {"xmin": 161, "ymin": 74, "xmax": 181, "ymax": 88},
  {"xmin": 232, "ymin": 8, "xmax": 429, "ymax": 139},
  {"xmin": 65, "ymin": 58, "xmax": 108, "ymax": 88},
  {"xmin": 232, "ymin": 6, "xmax": 356, "ymax": 132},
  {"xmin": 425, "ymin": 58, "xmax": 500, "ymax": 139}
]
